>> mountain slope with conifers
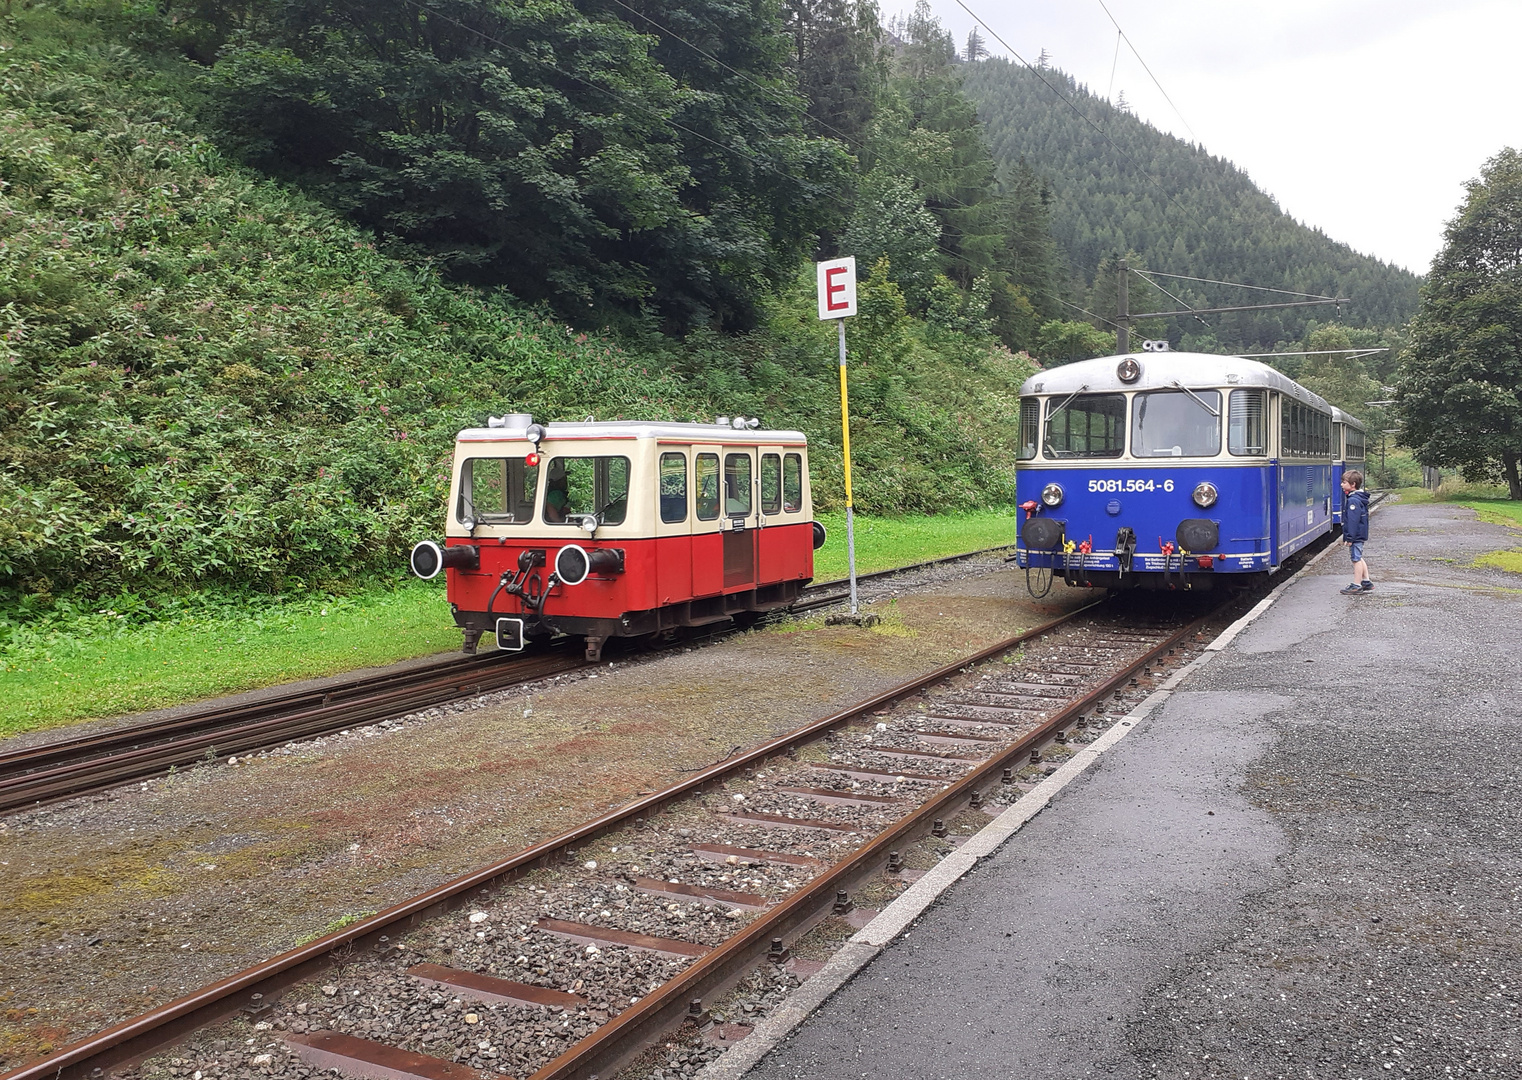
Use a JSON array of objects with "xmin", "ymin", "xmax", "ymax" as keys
[{"xmin": 961, "ymin": 58, "xmax": 1422, "ymax": 351}]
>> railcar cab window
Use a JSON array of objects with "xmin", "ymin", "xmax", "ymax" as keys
[
  {"xmin": 1018, "ymin": 398, "xmax": 1039, "ymax": 460},
  {"xmin": 459, "ymin": 457, "xmax": 539, "ymax": 524},
  {"xmin": 725, "ymin": 453, "xmax": 753, "ymax": 515},
  {"xmin": 1132, "ymin": 389, "xmax": 1221, "ymax": 457},
  {"xmin": 1044, "ymin": 394, "xmax": 1126, "ymax": 458},
  {"xmin": 696, "ymin": 454, "xmax": 720, "ymax": 520},
  {"xmin": 544, "ymin": 455, "xmax": 630, "ymax": 525},
  {"xmin": 1229, "ymin": 389, "xmax": 1267, "ymax": 456},
  {"xmin": 660, "ymin": 452, "xmax": 688, "ymax": 523},
  {"xmin": 783, "ymin": 454, "xmax": 803, "ymax": 513}
]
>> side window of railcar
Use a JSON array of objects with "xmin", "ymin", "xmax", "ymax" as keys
[
  {"xmin": 725, "ymin": 453, "xmax": 753, "ymax": 516},
  {"xmin": 1018, "ymin": 398, "xmax": 1039, "ymax": 460},
  {"xmin": 761, "ymin": 454, "xmax": 782, "ymax": 514},
  {"xmin": 660, "ymin": 452, "xmax": 688, "ymax": 523},
  {"xmin": 696, "ymin": 454, "xmax": 720, "ymax": 520},
  {"xmin": 783, "ymin": 454, "xmax": 803, "ymax": 513},
  {"xmin": 1044, "ymin": 394, "xmax": 1126, "ymax": 458},
  {"xmin": 1132, "ymin": 390, "xmax": 1221, "ymax": 457},
  {"xmin": 1347, "ymin": 427, "xmax": 1365, "ymax": 461},
  {"xmin": 545, "ymin": 456, "xmax": 630, "ymax": 526},
  {"xmin": 459, "ymin": 457, "xmax": 539, "ymax": 523},
  {"xmin": 1228, "ymin": 389, "xmax": 1266, "ymax": 455}
]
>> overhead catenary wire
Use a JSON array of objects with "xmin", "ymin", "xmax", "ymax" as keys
[
  {"xmin": 951, "ymin": 0, "xmax": 1208, "ymax": 235},
  {"xmin": 1133, "ymin": 268, "xmax": 1339, "ymax": 301},
  {"xmin": 1093, "ymin": 0, "xmax": 1199, "ymax": 144}
]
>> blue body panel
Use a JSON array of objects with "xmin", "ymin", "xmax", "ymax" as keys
[
  {"xmin": 1331, "ymin": 462, "xmax": 1346, "ymax": 525},
  {"xmin": 1015, "ymin": 461, "xmax": 1332, "ymax": 578}
]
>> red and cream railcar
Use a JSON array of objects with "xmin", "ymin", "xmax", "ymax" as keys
[{"xmin": 409, "ymin": 415, "xmax": 824, "ymax": 659}]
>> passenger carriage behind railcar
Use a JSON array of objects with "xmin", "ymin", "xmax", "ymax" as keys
[
  {"xmin": 409, "ymin": 415, "xmax": 825, "ymax": 659},
  {"xmin": 1331, "ymin": 407, "xmax": 1368, "ymax": 528},
  {"xmin": 1014, "ymin": 353, "xmax": 1354, "ymax": 592}
]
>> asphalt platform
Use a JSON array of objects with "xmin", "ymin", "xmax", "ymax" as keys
[{"xmin": 734, "ymin": 498, "xmax": 1522, "ymax": 1080}]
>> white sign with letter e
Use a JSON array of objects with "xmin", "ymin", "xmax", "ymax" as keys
[{"xmin": 816, "ymin": 257, "xmax": 857, "ymax": 320}]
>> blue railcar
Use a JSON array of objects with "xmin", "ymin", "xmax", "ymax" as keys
[{"xmin": 1014, "ymin": 352, "xmax": 1360, "ymax": 592}]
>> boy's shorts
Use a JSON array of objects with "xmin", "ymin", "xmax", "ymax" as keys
[{"xmin": 1348, "ymin": 542, "xmax": 1364, "ymax": 562}]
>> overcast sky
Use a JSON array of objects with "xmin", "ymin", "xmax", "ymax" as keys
[{"xmin": 921, "ymin": 0, "xmax": 1521, "ymax": 275}]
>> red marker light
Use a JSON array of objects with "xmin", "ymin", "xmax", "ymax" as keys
[
  {"xmin": 526, "ymin": 452, "xmax": 540, "ymax": 467},
  {"xmin": 1197, "ymin": 555, "xmax": 1214, "ymax": 569}
]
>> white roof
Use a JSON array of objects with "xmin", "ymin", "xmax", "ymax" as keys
[
  {"xmin": 1331, "ymin": 407, "xmax": 1367, "ymax": 432},
  {"xmin": 455, "ymin": 418, "xmax": 806, "ymax": 443},
  {"xmin": 1020, "ymin": 352, "xmax": 1333, "ymax": 412}
]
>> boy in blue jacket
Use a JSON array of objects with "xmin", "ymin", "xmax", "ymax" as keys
[{"xmin": 1340, "ymin": 469, "xmax": 1372, "ymax": 595}]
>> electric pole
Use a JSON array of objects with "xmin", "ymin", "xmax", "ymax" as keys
[{"xmin": 1116, "ymin": 259, "xmax": 1130, "ymax": 354}]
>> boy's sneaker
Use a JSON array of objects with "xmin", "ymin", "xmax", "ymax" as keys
[
  {"xmin": 1340, "ymin": 583, "xmax": 1363, "ymax": 595},
  {"xmin": 1360, "ymin": 581, "xmax": 1373, "ymax": 591}
]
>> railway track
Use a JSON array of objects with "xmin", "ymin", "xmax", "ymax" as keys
[
  {"xmin": 0, "ymin": 545, "xmax": 1012, "ymax": 816},
  {"xmin": 0, "ymin": 586, "xmax": 1238, "ymax": 1080}
]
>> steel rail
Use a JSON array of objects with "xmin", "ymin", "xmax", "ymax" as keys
[
  {"xmin": 523, "ymin": 610, "xmax": 1215, "ymax": 1080},
  {"xmin": 0, "ymin": 600, "xmax": 1105, "ymax": 1080},
  {"xmin": 0, "ymin": 649, "xmax": 583, "ymax": 814},
  {"xmin": 0, "ymin": 544, "xmax": 1015, "ymax": 815}
]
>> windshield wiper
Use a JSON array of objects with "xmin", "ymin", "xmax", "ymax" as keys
[
  {"xmin": 1045, "ymin": 384, "xmax": 1091, "ymax": 423},
  {"xmin": 1171, "ymin": 380, "xmax": 1220, "ymax": 418}
]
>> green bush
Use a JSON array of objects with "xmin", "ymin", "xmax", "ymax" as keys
[{"xmin": 0, "ymin": 22, "xmax": 1035, "ymax": 626}]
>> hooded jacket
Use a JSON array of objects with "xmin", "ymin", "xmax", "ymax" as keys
[{"xmin": 1343, "ymin": 487, "xmax": 1370, "ymax": 544}]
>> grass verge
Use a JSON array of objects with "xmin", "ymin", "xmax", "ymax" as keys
[
  {"xmin": 0, "ymin": 509, "xmax": 1017, "ymax": 738},
  {"xmin": 811, "ymin": 507, "xmax": 1016, "ymax": 582},
  {"xmin": 0, "ymin": 583, "xmax": 456, "ymax": 738}
]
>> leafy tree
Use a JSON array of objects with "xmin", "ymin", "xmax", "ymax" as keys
[
  {"xmin": 1398, "ymin": 148, "xmax": 1522, "ymax": 499},
  {"xmin": 195, "ymin": 0, "xmax": 849, "ymax": 331},
  {"xmin": 1036, "ymin": 319, "xmax": 1115, "ymax": 364},
  {"xmin": 842, "ymin": 169, "xmax": 941, "ymax": 305},
  {"xmin": 782, "ymin": 0, "xmax": 885, "ymax": 147}
]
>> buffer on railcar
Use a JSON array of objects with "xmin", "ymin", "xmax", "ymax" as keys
[{"xmin": 409, "ymin": 415, "xmax": 825, "ymax": 660}]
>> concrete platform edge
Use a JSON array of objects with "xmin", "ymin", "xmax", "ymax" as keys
[{"xmin": 696, "ymin": 531, "xmax": 1352, "ymax": 1080}]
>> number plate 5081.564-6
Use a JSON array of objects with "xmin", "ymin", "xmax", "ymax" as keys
[{"xmin": 1086, "ymin": 478, "xmax": 1175, "ymax": 494}]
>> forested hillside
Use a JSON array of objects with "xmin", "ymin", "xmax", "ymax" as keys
[
  {"xmin": 961, "ymin": 59, "xmax": 1422, "ymax": 352},
  {"xmin": 0, "ymin": 0, "xmax": 1425, "ymax": 618},
  {"xmin": 0, "ymin": 10, "xmax": 1033, "ymax": 614}
]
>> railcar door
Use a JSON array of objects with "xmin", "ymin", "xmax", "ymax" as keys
[
  {"xmin": 755, "ymin": 445, "xmax": 811, "ymax": 584},
  {"xmin": 692, "ymin": 446, "xmax": 724, "ymax": 596},
  {"xmin": 721, "ymin": 447, "xmax": 758, "ymax": 589},
  {"xmin": 655, "ymin": 446, "xmax": 694, "ymax": 605}
]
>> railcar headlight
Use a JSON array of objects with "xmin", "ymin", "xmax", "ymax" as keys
[
  {"xmin": 1192, "ymin": 482, "xmax": 1219, "ymax": 509},
  {"xmin": 1040, "ymin": 482, "xmax": 1065, "ymax": 508}
]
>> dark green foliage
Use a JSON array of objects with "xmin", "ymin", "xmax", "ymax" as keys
[
  {"xmin": 186, "ymin": 0, "xmax": 849, "ymax": 331},
  {"xmin": 962, "ymin": 58, "xmax": 1422, "ymax": 352},
  {"xmin": 1398, "ymin": 148, "xmax": 1522, "ymax": 500},
  {"xmin": 0, "ymin": 30, "xmax": 1035, "ymax": 614},
  {"xmin": 782, "ymin": 0, "xmax": 884, "ymax": 147}
]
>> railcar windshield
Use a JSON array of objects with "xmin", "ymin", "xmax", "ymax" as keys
[
  {"xmin": 544, "ymin": 455, "xmax": 630, "ymax": 525},
  {"xmin": 1044, "ymin": 394, "xmax": 1126, "ymax": 458},
  {"xmin": 1132, "ymin": 389, "xmax": 1221, "ymax": 457},
  {"xmin": 459, "ymin": 457, "xmax": 539, "ymax": 524},
  {"xmin": 1018, "ymin": 398, "xmax": 1039, "ymax": 460}
]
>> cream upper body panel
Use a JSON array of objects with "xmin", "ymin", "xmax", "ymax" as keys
[{"xmin": 446, "ymin": 420, "xmax": 810, "ymax": 540}]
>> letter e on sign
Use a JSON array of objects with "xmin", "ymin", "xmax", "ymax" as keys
[{"xmin": 816, "ymin": 257, "xmax": 857, "ymax": 320}]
